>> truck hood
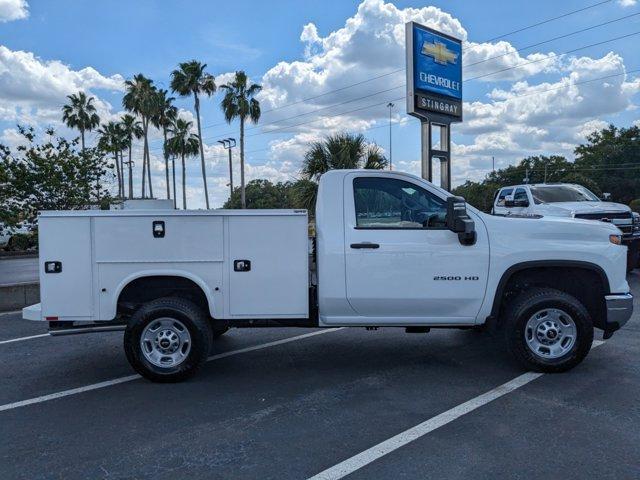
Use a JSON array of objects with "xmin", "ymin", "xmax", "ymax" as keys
[
  {"xmin": 535, "ymin": 201, "xmax": 630, "ymax": 216},
  {"xmin": 479, "ymin": 209, "xmax": 621, "ymax": 238}
]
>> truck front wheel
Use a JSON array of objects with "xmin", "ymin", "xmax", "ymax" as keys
[
  {"xmin": 124, "ymin": 297, "xmax": 212, "ymax": 382},
  {"xmin": 503, "ymin": 288, "xmax": 593, "ymax": 373}
]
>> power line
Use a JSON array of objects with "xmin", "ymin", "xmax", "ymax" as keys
[
  {"xmin": 148, "ymin": 12, "xmax": 635, "ymax": 152},
  {"xmin": 485, "ymin": 0, "xmax": 614, "ymax": 42},
  {"xmin": 194, "ymin": 0, "xmax": 617, "ymax": 131},
  {"xmin": 464, "ymin": 11, "xmax": 640, "ymax": 69},
  {"xmin": 148, "ymin": 64, "xmax": 639, "ymax": 156},
  {"xmin": 187, "ymin": 29, "xmax": 640, "ymax": 147},
  {"xmin": 467, "ymin": 30, "xmax": 640, "ymax": 82}
]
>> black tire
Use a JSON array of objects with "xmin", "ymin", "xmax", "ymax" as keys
[
  {"xmin": 503, "ymin": 287, "xmax": 593, "ymax": 373},
  {"xmin": 124, "ymin": 297, "xmax": 212, "ymax": 382}
]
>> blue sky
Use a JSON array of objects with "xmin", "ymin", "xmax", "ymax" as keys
[{"xmin": 1, "ymin": 0, "xmax": 639, "ymax": 207}]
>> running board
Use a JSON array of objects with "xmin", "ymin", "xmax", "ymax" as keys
[{"xmin": 49, "ymin": 323, "xmax": 126, "ymax": 336}]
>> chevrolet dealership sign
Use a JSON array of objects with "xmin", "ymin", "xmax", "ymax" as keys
[{"xmin": 406, "ymin": 22, "xmax": 462, "ymax": 121}]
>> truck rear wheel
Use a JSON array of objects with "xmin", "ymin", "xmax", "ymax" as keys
[
  {"xmin": 503, "ymin": 287, "xmax": 593, "ymax": 373},
  {"xmin": 124, "ymin": 297, "xmax": 212, "ymax": 382}
]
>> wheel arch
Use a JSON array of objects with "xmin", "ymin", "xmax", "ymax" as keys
[
  {"xmin": 490, "ymin": 260, "xmax": 610, "ymax": 329},
  {"xmin": 114, "ymin": 270, "xmax": 217, "ymax": 319}
]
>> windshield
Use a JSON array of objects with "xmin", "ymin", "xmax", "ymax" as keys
[{"xmin": 530, "ymin": 185, "xmax": 600, "ymax": 204}]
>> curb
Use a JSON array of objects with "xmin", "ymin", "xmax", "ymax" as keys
[
  {"xmin": 0, "ymin": 283, "xmax": 39, "ymax": 313},
  {"xmin": 0, "ymin": 252, "xmax": 38, "ymax": 259}
]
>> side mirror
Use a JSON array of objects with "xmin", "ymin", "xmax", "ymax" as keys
[
  {"xmin": 446, "ymin": 196, "xmax": 476, "ymax": 246},
  {"xmin": 504, "ymin": 195, "xmax": 515, "ymax": 208}
]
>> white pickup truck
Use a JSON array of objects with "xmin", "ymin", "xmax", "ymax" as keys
[
  {"xmin": 23, "ymin": 170, "xmax": 633, "ymax": 382},
  {"xmin": 493, "ymin": 183, "xmax": 640, "ymax": 271}
]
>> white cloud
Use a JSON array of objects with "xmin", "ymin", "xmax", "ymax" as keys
[
  {"xmin": 0, "ymin": 0, "xmax": 28, "ymax": 22},
  {"xmin": 617, "ymin": 0, "xmax": 637, "ymax": 7},
  {"xmin": 0, "ymin": 45, "xmax": 124, "ymax": 125}
]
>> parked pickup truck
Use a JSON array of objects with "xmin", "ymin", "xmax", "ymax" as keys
[
  {"xmin": 23, "ymin": 170, "xmax": 633, "ymax": 382},
  {"xmin": 492, "ymin": 183, "xmax": 640, "ymax": 271}
]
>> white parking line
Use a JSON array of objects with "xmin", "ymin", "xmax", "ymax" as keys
[
  {"xmin": 308, "ymin": 340, "xmax": 605, "ymax": 480},
  {"xmin": 0, "ymin": 309, "xmax": 22, "ymax": 317},
  {"xmin": 0, "ymin": 333, "xmax": 49, "ymax": 345},
  {"xmin": 0, "ymin": 328, "xmax": 343, "ymax": 413}
]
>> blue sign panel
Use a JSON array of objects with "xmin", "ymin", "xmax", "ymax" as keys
[{"xmin": 412, "ymin": 25, "xmax": 462, "ymax": 101}]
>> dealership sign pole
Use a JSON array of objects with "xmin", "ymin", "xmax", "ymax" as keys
[{"xmin": 406, "ymin": 22, "xmax": 462, "ymax": 191}]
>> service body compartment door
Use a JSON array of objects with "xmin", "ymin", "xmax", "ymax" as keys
[
  {"xmin": 228, "ymin": 215, "xmax": 308, "ymax": 317},
  {"xmin": 39, "ymin": 216, "xmax": 93, "ymax": 319}
]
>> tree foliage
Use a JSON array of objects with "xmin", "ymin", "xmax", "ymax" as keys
[
  {"xmin": 0, "ymin": 126, "xmax": 113, "ymax": 230},
  {"xmin": 301, "ymin": 133, "xmax": 388, "ymax": 181},
  {"xmin": 220, "ymin": 71, "xmax": 262, "ymax": 209},
  {"xmin": 454, "ymin": 125, "xmax": 640, "ymax": 212},
  {"xmin": 223, "ymin": 179, "xmax": 313, "ymax": 211}
]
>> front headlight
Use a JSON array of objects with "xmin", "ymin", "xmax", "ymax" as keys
[{"xmin": 609, "ymin": 234, "xmax": 622, "ymax": 245}]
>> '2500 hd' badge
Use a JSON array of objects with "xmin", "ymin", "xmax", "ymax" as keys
[{"xmin": 434, "ymin": 276, "xmax": 479, "ymax": 281}]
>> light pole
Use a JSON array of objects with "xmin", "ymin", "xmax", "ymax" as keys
[
  {"xmin": 387, "ymin": 102, "xmax": 394, "ymax": 170},
  {"xmin": 218, "ymin": 138, "xmax": 236, "ymax": 202}
]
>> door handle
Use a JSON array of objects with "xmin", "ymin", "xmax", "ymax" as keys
[{"xmin": 350, "ymin": 242, "xmax": 380, "ymax": 249}]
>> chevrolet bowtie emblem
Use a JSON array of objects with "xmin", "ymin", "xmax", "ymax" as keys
[{"xmin": 421, "ymin": 40, "xmax": 458, "ymax": 65}]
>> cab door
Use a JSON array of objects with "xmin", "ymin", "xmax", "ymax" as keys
[{"xmin": 343, "ymin": 173, "xmax": 489, "ymax": 324}]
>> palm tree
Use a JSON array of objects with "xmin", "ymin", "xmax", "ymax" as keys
[
  {"xmin": 119, "ymin": 114, "xmax": 143, "ymax": 199},
  {"xmin": 152, "ymin": 89, "xmax": 178, "ymax": 201},
  {"xmin": 301, "ymin": 133, "xmax": 388, "ymax": 181},
  {"xmin": 165, "ymin": 118, "xmax": 200, "ymax": 210},
  {"xmin": 97, "ymin": 121, "xmax": 126, "ymax": 197},
  {"xmin": 220, "ymin": 71, "xmax": 262, "ymax": 209},
  {"xmin": 123, "ymin": 74, "xmax": 157, "ymax": 198},
  {"xmin": 170, "ymin": 60, "xmax": 215, "ymax": 209},
  {"xmin": 61, "ymin": 92, "xmax": 100, "ymax": 152}
]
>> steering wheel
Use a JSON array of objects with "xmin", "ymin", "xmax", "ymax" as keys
[
  {"xmin": 402, "ymin": 195, "xmax": 421, "ymax": 222},
  {"xmin": 421, "ymin": 213, "xmax": 440, "ymax": 228}
]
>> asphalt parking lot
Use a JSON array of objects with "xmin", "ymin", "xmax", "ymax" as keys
[{"xmin": 1, "ymin": 273, "xmax": 639, "ymax": 480}]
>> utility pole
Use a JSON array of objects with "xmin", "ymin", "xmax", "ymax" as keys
[
  {"xmin": 387, "ymin": 102, "xmax": 394, "ymax": 170},
  {"xmin": 122, "ymin": 158, "xmax": 134, "ymax": 200},
  {"xmin": 492, "ymin": 156, "xmax": 495, "ymax": 174},
  {"xmin": 218, "ymin": 138, "xmax": 236, "ymax": 202}
]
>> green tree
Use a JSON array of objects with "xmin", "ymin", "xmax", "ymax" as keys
[
  {"xmin": 165, "ymin": 118, "xmax": 200, "ymax": 210},
  {"xmin": 170, "ymin": 60, "xmax": 216, "ymax": 209},
  {"xmin": 119, "ymin": 114, "xmax": 143, "ymax": 199},
  {"xmin": 152, "ymin": 89, "xmax": 178, "ymax": 201},
  {"xmin": 574, "ymin": 125, "xmax": 640, "ymax": 204},
  {"xmin": 1, "ymin": 126, "xmax": 113, "ymax": 227},
  {"xmin": 61, "ymin": 92, "xmax": 100, "ymax": 152},
  {"xmin": 301, "ymin": 132, "xmax": 388, "ymax": 181},
  {"xmin": 97, "ymin": 121, "xmax": 126, "ymax": 198},
  {"xmin": 220, "ymin": 71, "xmax": 262, "ymax": 209},
  {"xmin": 452, "ymin": 180, "xmax": 501, "ymax": 213},
  {"xmin": 123, "ymin": 74, "xmax": 157, "ymax": 198}
]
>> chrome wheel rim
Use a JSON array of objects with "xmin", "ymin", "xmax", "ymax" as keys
[
  {"xmin": 525, "ymin": 308, "xmax": 577, "ymax": 359},
  {"xmin": 140, "ymin": 318, "xmax": 191, "ymax": 368}
]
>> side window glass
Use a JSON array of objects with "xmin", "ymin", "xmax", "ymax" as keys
[
  {"xmin": 353, "ymin": 177, "xmax": 447, "ymax": 229},
  {"xmin": 514, "ymin": 188, "xmax": 529, "ymax": 204},
  {"xmin": 496, "ymin": 188, "xmax": 513, "ymax": 207}
]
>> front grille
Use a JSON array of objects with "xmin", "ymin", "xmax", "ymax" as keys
[
  {"xmin": 574, "ymin": 212, "xmax": 631, "ymax": 220},
  {"xmin": 574, "ymin": 211, "xmax": 634, "ymax": 235}
]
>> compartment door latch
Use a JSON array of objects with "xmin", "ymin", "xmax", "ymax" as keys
[
  {"xmin": 153, "ymin": 221, "xmax": 165, "ymax": 238},
  {"xmin": 233, "ymin": 260, "xmax": 251, "ymax": 272}
]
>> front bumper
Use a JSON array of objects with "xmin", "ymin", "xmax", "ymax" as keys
[{"xmin": 603, "ymin": 293, "xmax": 633, "ymax": 338}]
